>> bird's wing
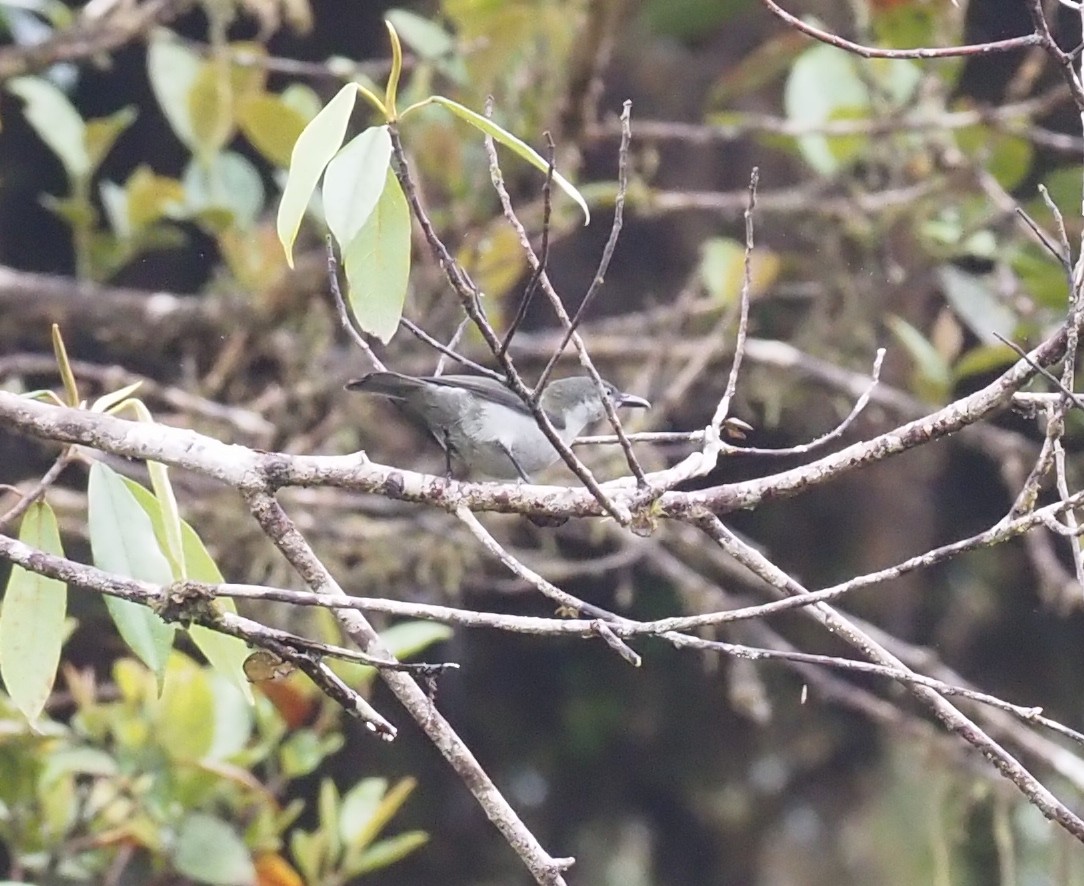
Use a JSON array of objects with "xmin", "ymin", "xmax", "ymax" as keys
[{"xmin": 423, "ymin": 375, "xmax": 540, "ymax": 418}]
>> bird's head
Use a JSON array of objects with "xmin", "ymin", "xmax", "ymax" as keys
[{"xmin": 540, "ymin": 377, "xmax": 650, "ymax": 429}]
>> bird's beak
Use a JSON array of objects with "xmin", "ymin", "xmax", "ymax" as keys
[{"xmin": 617, "ymin": 392, "xmax": 650, "ymax": 409}]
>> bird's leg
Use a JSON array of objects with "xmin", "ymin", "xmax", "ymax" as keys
[
  {"xmin": 498, "ymin": 442, "xmax": 532, "ymax": 483},
  {"xmin": 441, "ymin": 428, "xmax": 454, "ymax": 480}
]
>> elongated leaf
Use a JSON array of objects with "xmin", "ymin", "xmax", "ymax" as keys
[
  {"xmin": 90, "ymin": 380, "xmax": 143, "ymax": 415},
  {"xmin": 159, "ymin": 653, "xmax": 215, "ymax": 761},
  {"xmin": 109, "ymin": 399, "xmax": 186, "ymax": 579},
  {"xmin": 0, "ymin": 502, "xmax": 67, "ymax": 722},
  {"xmin": 7, "ymin": 76, "xmax": 88, "ymax": 179},
  {"xmin": 351, "ymin": 831, "xmax": 428, "ymax": 875},
  {"xmin": 187, "ymin": 58, "xmax": 235, "ymax": 158},
  {"xmin": 430, "ymin": 95, "xmax": 589, "ymax": 224},
  {"xmin": 887, "ymin": 315, "xmax": 952, "ymax": 403},
  {"xmin": 276, "ymin": 83, "xmax": 357, "ymax": 267},
  {"xmin": 182, "ymin": 526, "xmax": 254, "ymax": 704},
  {"xmin": 322, "ymin": 125, "xmax": 392, "ymax": 248},
  {"xmin": 121, "ymin": 479, "xmax": 253, "ymax": 703},
  {"xmin": 386, "ymin": 9, "xmax": 455, "ymax": 59},
  {"xmin": 147, "ymin": 35, "xmax": 202, "ymax": 151},
  {"xmin": 343, "ymin": 777, "xmax": 416, "ymax": 850},
  {"xmin": 87, "ymin": 463, "xmax": 176, "ymax": 688},
  {"xmin": 343, "ymin": 167, "xmax": 410, "ymax": 342}
]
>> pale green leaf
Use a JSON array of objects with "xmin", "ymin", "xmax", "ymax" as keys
[
  {"xmin": 99, "ymin": 180, "xmax": 130, "ymax": 237},
  {"xmin": 350, "ymin": 831, "xmax": 428, "ymax": 875},
  {"xmin": 187, "ymin": 58, "xmax": 235, "ymax": 157},
  {"xmin": 887, "ymin": 315, "xmax": 952, "ymax": 402},
  {"xmin": 6, "ymin": 76, "xmax": 88, "ymax": 178},
  {"xmin": 183, "ymin": 151, "xmax": 266, "ymax": 231},
  {"xmin": 174, "ymin": 813, "xmax": 255, "ymax": 886},
  {"xmin": 236, "ymin": 93, "xmax": 308, "ymax": 167},
  {"xmin": 783, "ymin": 45, "xmax": 919, "ymax": 175},
  {"xmin": 183, "ymin": 527, "xmax": 254, "ymax": 705},
  {"xmin": 322, "ymin": 124, "xmax": 392, "ymax": 248},
  {"xmin": 430, "ymin": 95, "xmax": 589, "ymax": 224},
  {"xmin": 159, "ymin": 653, "xmax": 215, "ymax": 760},
  {"xmin": 146, "ymin": 34, "xmax": 202, "ymax": 151},
  {"xmin": 936, "ymin": 265, "xmax": 1018, "ymax": 344},
  {"xmin": 0, "ymin": 502, "xmax": 67, "ymax": 722},
  {"xmin": 87, "ymin": 463, "xmax": 176, "ymax": 688},
  {"xmin": 83, "ymin": 106, "xmax": 136, "ymax": 173},
  {"xmin": 276, "ymin": 82, "xmax": 357, "ymax": 267},
  {"xmin": 121, "ymin": 479, "xmax": 253, "ymax": 703},
  {"xmin": 386, "ymin": 9, "xmax": 455, "ymax": 59},
  {"xmin": 342, "ymin": 167, "xmax": 410, "ymax": 342},
  {"xmin": 338, "ymin": 778, "xmax": 386, "ymax": 847},
  {"xmin": 90, "ymin": 380, "xmax": 142, "ymax": 414},
  {"xmin": 379, "ymin": 620, "xmax": 452, "ymax": 659},
  {"xmin": 280, "ymin": 83, "xmax": 323, "ymax": 122},
  {"xmin": 343, "ymin": 777, "xmax": 416, "ymax": 851}
]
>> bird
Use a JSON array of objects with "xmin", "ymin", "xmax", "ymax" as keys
[{"xmin": 345, "ymin": 370, "xmax": 650, "ymax": 481}]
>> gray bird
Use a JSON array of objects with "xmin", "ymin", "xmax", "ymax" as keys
[{"xmin": 345, "ymin": 371, "xmax": 650, "ymax": 481}]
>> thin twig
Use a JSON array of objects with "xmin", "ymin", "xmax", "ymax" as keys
[
  {"xmin": 434, "ymin": 317, "xmax": 472, "ymax": 377},
  {"xmin": 0, "ymin": 447, "xmax": 76, "ymax": 530},
  {"xmin": 327, "ymin": 237, "xmax": 384, "ymax": 372},
  {"xmin": 498, "ymin": 129, "xmax": 554, "ymax": 358},
  {"xmin": 399, "ymin": 317, "xmax": 501, "ymax": 379},
  {"xmin": 388, "ymin": 125, "xmax": 631, "ymax": 522}
]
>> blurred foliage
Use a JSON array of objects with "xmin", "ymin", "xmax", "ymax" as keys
[{"xmin": 0, "ymin": 651, "xmax": 425, "ymax": 886}]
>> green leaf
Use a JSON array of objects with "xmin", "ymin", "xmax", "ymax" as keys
[
  {"xmin": 236, "ymin": 93, "xmax": 308, "ymax": 167},
  {"xmin": 90, "ymin": 381, "xmax": 143, "ymax": 415},
  {"xmin": 428, "ymin": 95, "xmax": 590, "ymax": 224},
  {"xmin": 323, "ymin": 125, "xmax": 392, "ymax": 248},
  {"xmin": 121, "ymin": 479, "xmax": 253, "ymax": 704},
  {"xmin": 379, "ymin": 621, "xmax": 452, "ymax": 659},
  {"xmin": 936, "ymin": 265, "xmax": 1018, "ymax": 344},
  {"xmin": 350, "ymin": 831, "xmax": 428, "ymax": 875},
  {"xmin": 386, "ymin": 9, "xmax": 455, "ymax": 59},
  {"xmin": 6, "ymin": 76, "xmax": 88, "ymax": 179},
  {"xmin": 187, "ymin": 59, "xmax": 236, "ymax": 158},
  {"xmin": 318, "ymin": 777, "xmax": 341, "ymax": 852},
  {"xmin": 280, "ymin": 729, "xmax": 331, "ymax": 779},
  {"xmin": 343, "ymin": 777, "xmax": 416, "ymax": 851},
  {"xmin": 205, "ymin": 672, "xmax": 254, "ymax": 759},
  {"xmin": 783, "ymin": 45, "xmax": 919, "ymax": 175},
  {"xmin": 289, "ymin": 828, "xmax": 325, "ymax": 885},
  {"xmin": 87, "ymin": 463, "xmax": 176, "ymax": 689},
  {"xmin": 280, "ymin": 83, "xmax": 323, "ymax": 122},
  {"xmin": 159, "ymin": 654, "xmax": 216, "ymax": 760},
  {"xmin": 122, "ymin": 165, "xmax": 186, "ymax": 231},
  {"xmin": 332, "ymin": 619, "xmax": 452, "ymax": 689},
  {"xmin": 887, "ymin": 315, "xmax": 952, "ymax": 403},
  {"xmin": 147, "ymin": 34, "xmax": 202, "ymax": 151},
  {"xmin": 183, "ymin": 151, "xmax": 266, "ymax": 231},
  {"xmin": 174, "ymin": 813, "xmax": 255, "ymax": 886},
  {"xmin": 183, "ymin": 526, "xmax": 254, "ymax": 705},
  {"xmin": 83, "ymin": 106, "xmax": 136, "ymax": 173},
  {"xmin": 342, "ymin": 166, "xmax": 411, "ymax": 343},
  {"xmin": 339, "ymin": 777, "xmax": 387, "ymax": 848},
  {"xmin": 0, "ymin": 502, "xmax": 67, "ymax": 722},
  {"xmin": 276, "ymin": 82, "xmax": 357, "ymax": 267},
  {"xmin": 952, "ymin": 343, "xmax": 1016, "ymax": 383},
  {"xmin": 1012, "ymin": 244, "xmax": 1068, "ymax": 311},
  {"xmin": 955, "ymin": 125, "xmax": 1033, "ymax": 192}
]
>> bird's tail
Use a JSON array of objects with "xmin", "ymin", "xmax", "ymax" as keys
[{"xmin": 343, "ymin": 371, "xmax": 426, "ymax": 400}]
